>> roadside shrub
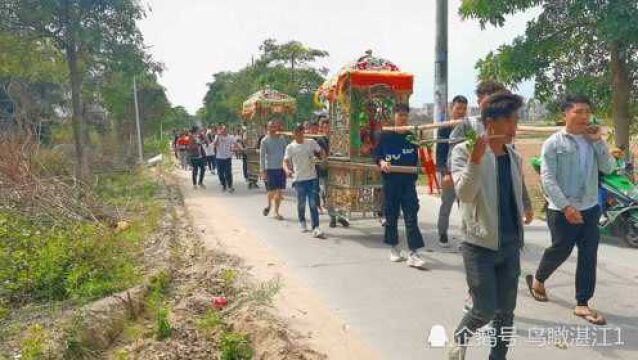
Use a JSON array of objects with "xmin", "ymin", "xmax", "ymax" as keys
[
  {"xmin": 197, "ymin": 310, "xmax": 223, "ymax": 334},
  {"xmin": 0, "ymin": 211, "xmax": 140, "ymax": 304},
  {"xmin": 20, "ymin": 324, "xmax": 46, "ymax": 360},
  {"xmin": 144, "ymin": 136, "xmax": 170, "ymax": 157},
  {"xmin": 220, "ymin": 332, "xmax": 254, "ymax": 360},
  {"xmin": 155, "ymin": 307, "xmax": 172, "ymax": 340},
  {"xmin": 30, "ymin": 147, "xmax": 74, "ymax": 178}
]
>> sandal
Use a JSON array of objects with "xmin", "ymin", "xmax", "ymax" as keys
[
  {"xmin": 574, "ymin": 308, "xmax": 607, "ymax": 325},
  {"xmin": 525, "ymin": 274, "xmax": 549, "ymax": 302},
  {"xmin": 274, "ymin": 214, "xmax": 283, "ymax": 221}
]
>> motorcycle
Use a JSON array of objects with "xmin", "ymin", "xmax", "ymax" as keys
[{"xmin": 531, "ymin": 157, "xmax": 638, "ymax": 248}]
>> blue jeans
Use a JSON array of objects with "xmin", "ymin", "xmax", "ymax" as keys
[
  {"xmin": 294, "ymin": 179, "xmax": 320, "ymax": 229},
  {"xmin": 598, "ymin": 187, "xmax": 608, "ymax": 215},
  {"xmin": 455, "ymin": 242, "xmax": 521, "ymax": 360}
]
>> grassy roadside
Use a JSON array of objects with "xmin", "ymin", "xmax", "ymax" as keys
[{"xmin": 0, "ymin": 161, "xmax": 165, "ymax": 358}]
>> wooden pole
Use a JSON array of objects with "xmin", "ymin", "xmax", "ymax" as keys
[
  {"xmin": 277, "ymin": 131, "xmax": 326, "ymax": 138},
  {"xmin": 324, "ymin": 160, "xmax": 418, "ymax": 174},
  {"xmin": 383, "ymin": 121, "xmax": 563, "ymax": 134},
  {"xmin": 419, "ymin": 134, "xmax": 506, "ymax": 145},
  {"xmin": 516, "ymin": 125, "xmax": 563, "ymax": 134},
  {"xmin": 382, "ymin": 119, "xmax": 462, "ymax": 132}
]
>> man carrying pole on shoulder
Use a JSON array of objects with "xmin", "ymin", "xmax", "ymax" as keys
[
  {"xmin": 448, "ymin": 92, "xmax": 534, "ymax": 360},
  {"xmin": 375, "ymin": 104, "xmax": 427, "ymax": 270}
]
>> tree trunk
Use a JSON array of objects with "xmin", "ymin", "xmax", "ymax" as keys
[
  {"xmin": 609, "ymin": 42, "xmax": 632, "ymax": 161},
  {"xmin": 290, "ymin": 53, "xmax": 295, "ymax": 89},
  {"xmin": 67, "ymin": 43, "xmax": 90, "ymax": 180}
]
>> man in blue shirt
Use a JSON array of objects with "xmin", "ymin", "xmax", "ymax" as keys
[{"xmin": 375, "ymin": 104, "xmax": 427, "ymax": 269}]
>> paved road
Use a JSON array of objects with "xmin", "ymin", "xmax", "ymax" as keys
[{"xmin": 182, "ymin": 162, "xmax": 638, "ymax": 360}]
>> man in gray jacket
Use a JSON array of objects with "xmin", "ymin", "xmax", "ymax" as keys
[
  {"xmin": 448, "ymin": 92, "xmax": 533, "ymax": 360},
  {"xmin": 527, "ymin": 95, "xmax": 614, "ymax": 325}
]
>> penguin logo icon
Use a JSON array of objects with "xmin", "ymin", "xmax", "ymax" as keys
[{"xmin": 427, "ymin": 324, "xmax": 449, "ymax": 348}]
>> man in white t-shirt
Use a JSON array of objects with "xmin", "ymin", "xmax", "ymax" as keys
[
  {"xmin": 284, "ymin": 123, "xmax": 326, "ymax": 238},
  {"xmin": 214, "ymin": 125, "xmax": 237, "ymax": 192}
]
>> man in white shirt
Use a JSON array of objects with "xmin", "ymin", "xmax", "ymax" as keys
[
  {"xmin": 202, "ymin": 135, "xmax": 216, "ymax": 175},
  {"xmin": 214, "ymin": 125, "xmax": 237, "ymax": 193},
  {"xmin": 283, "ymin": 123, "xmax": 326, "ymax": 238}
]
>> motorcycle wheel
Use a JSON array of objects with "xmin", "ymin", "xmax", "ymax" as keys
[{"xmin": 622, "ymin": 218, "xmax": 638, "ymax": 248}]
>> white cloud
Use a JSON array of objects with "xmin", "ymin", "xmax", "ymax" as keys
[{"xmin": 138, "ymin": 0, "xmax": 539, "ymax": 114}]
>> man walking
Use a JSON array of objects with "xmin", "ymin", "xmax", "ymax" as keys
[
  {"xmin": 436, "ymin": 95, "xmax": 468, "ymax": 248},
  {"xmin": 448, "ymin": 81, "xmax": 508, "ymax": 312},
  {"xmin": 283, "ymin": 123, "xmax": 325, "ymax": 238},
  {"xmin": 260, "ymin": 120, "xmax": 288, "ymax": 220},
  {"xmin": 214, "ymin": 125, "xmax": 237, "ymax": 193},
  {"xmin": 205, "ymin": 125, "xmax": 217, "ymax": 174},
  {"xmin": 189, "ymin": 133, "xmax": 207, "ymax": 189},
  {"xmin": 526, "ymin": 95, "xmax": 614, "ymax": 325},
  {"xmin": 448, "ymin": 92, "xmax": 533, "ymax": 360},
  {"xmin": 448, "ymin": 81, "xmax": 506, "ymax": 145},
  {"xmin": 375, "ymin": 104, "xmax": 427, "ymax": 270}
]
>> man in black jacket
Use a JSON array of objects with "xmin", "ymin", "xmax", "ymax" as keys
[{"xmin": 375, "ymin": 104, "xmax": 427, "ymax": 269}]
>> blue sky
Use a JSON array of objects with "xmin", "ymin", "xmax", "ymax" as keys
[{"xmin": 139, "ymin": 0, "xmax": 539, "ymax": 114}]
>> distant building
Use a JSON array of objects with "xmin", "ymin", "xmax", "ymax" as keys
[
  {"xmin": 422, "ymin": 103, "xmax": 435, "ymax": 119},
  {"xmin": 410, "ymin": 106, "xmax": 432, "ymax": 125}
]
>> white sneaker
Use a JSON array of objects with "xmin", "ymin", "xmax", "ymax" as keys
[
  {"xmin": 389, "ymin": 246, "xmax": 406, "ymax": 262},
  {"xmin": 312, "ymin": 228, "xmax": 325, "ymax": 239},
  {"xmin": 299, "ymin": 222, "xmax": 309, "ymax": 233},
  {"xmin": 407, "ymin": 251, "xmax": 427, "ymax": 269},
  {"xmin": 447, "ymin": 338, "xmax": 467, "ymax": 360}
]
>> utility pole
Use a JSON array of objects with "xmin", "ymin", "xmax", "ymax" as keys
[
  {"xmin": 133, "ymin": 76, "xmax": 144, "ymax": 163},
  {"xmin": 434, "ymin": 0, "xmax": 448, "ymax": 125}
]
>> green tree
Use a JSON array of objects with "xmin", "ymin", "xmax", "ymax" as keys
[
  {"xmin": 460, "ymin": 0, "xmax": 638, "ymax": 154},
  {"xmin": 200, "ymin": 39, "xmax": 328, "ymax": 126},
  {"xmin": 0, "ymin": 31, "xmax": 67, "ymax": 136},
  {"xmin": 1, "ymin": 0, "xmax": 147, "ymax": 179}
]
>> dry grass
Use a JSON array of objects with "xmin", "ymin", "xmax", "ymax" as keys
[{"xmin": 0, "ymin": 137, "xmax": 102, "ymax": 224}]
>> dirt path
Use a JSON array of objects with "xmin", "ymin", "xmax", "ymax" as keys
[{"xmin": 181, "ymin": 181, "xmax": 380, "ymax": 360}]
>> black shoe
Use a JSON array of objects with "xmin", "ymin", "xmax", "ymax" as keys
[
  {"xmin": 337, "ymin": 217, "xmax": 350, "ymax": 227},
  {"xmin": 263, "ymin": 207, "xmax": 271, "ymax": 216},
  {"xmin": 438, "ymin": 233, "xmax": 450, "ymax": 248}
]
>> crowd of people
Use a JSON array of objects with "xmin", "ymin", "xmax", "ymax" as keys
[
  {"xmin": 172, "ymin": 80, "xmax": 624, "ymax": 360},
  {"xmin": 173, "ymin": 124, "xmax": 245, "ymax": 192}
]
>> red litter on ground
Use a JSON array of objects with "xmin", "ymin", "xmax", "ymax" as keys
[{"xmin": 212, "ymin": 296, "xmax": 229, "ymax": 310}]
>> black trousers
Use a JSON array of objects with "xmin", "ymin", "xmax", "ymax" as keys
[
  {"xmin": 383, "ymin": 175, "xmax": 424, "ymax": 251},
  {"xmin": 535, "ymin": 206, "xmax": 600, "ymax": 305},
  {"xmin": 242, "ymin": 153, "xmax": 248, "ymax": 180},
  {"xmin": 216, "ymin": 158, "xmax": 233, "ymax": 189},
  {"xmin": 455, "ymin": 242, "xmax": 520, "ymax": 360},
  {"xmin": 191, "ymin": 158, "xmax": 205, "ymax": 185}
]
